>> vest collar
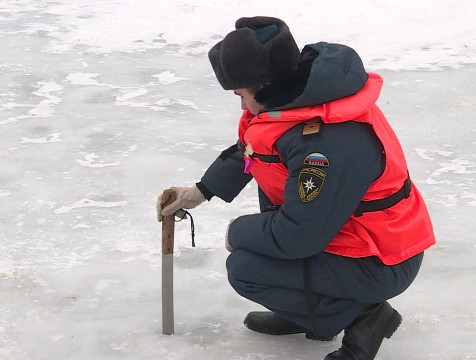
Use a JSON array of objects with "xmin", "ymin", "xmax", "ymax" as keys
[{"xmin": 255, "ymin": 73, "xmax": 383, "ymax": 125}]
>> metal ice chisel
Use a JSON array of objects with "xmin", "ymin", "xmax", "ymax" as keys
[{"xmin": 161, "ymin": 189, "xmax": 176, "ymax": 335}]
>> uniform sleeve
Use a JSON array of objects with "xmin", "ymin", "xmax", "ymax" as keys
[
  {"xmin": 227, "ymin": 122, "xmax": 384, "ymax": 259},
  {"xmin": 199, "ymin": 143, "xmax": 253, "ymax": 203}
]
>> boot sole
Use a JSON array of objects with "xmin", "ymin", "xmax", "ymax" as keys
[
  {"xmin": 305, "ymin": 332, "xmax": 335, "ymax": 341},
  {"xmin": 244, "ymin": 321, "xmax": 334, "ymax": 341}
]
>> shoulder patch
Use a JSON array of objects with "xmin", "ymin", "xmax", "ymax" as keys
[
  {"xmin": 298, "ymin": 166, "xmax": 326, "ymax": 202},
  {"xmin": 302, "ymin": 119, "xmax": 321, "ymax": 136},
  {"xmin": 304, "ymin": 153, "xmax": 329, "ymax": 167},
  {"xmin": 266, "ymin": 111, "xmax": 282, "ymax": 119}
]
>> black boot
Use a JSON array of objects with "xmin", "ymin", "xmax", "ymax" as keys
[
  {"xmin": 244, "ymin": 311, "xmax": 335, "ymax": 341},
  {"xmin": 325, "ymin": 301, "xmax": 402, "ymax": 360}
]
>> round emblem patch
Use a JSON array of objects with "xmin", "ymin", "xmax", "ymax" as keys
[
  {"xmin": 298, "ymin": 167, "xmax": 326, "ymax": 202},
  {"xmin": 303, "ymin": 152, "xmax": 329, "ymax": 167}
]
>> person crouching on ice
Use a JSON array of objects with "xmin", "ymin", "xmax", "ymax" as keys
[{"xmin": 157, "ymin": 16, "xmax": 435, "ymax": 360}]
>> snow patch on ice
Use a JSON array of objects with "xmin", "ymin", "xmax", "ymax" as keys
[
  {"xmin": 175, "ymin": 142, "xmax": 208, "ymax": 151},
  {"xmin": 19, "ymin": 22, "xmax": 58, "ymax": 35},
  {"xmin": 415, "ymin": 148, "xmax": 453, "ymax": 161},
  {"xmin": 21, "ymin": 132, "xmax": 62, "ymax": 144},
  {"xmin": 203, "ymin": 270, "xmax": 226, "ymax": 280},
  {"xmin": 211, "ymin": 145, "xmax": 230, "ymax": 152},
  {"xmin": 174, "ymin": 99, "xmax": 201, "ymax": 110},
  {"xmin": 94, "ymin": 279, "xmax": 121, "ymax": 290},
  {"xmin": 32, "ymin": 82, "xmax": 63, "ymax": 97},
  {"xmin": 116, "ymin": 88, "xmax": 149, "ymax": 102},
  {"xmin": 27, "ymin": 82, "xmax": 63, "ymax": 118},
  {"xmin": 54, "ymin": 199, "xmax": 128, "ymax": 214},
  {"xmin": 72, "ymin": 223, "xmax": 90, "ymax": 229},
  {"xmin": 1, "ymin": 103, "xmax": 33, "ymax": 110},
  {"xmin": 66, "ymin": 72, "xmax": 102, "ymax": 86},
  {"xmin": 150, "ymin": 97, "xmax": 202, "ymax": 112},
  {"xmin": 425, "ymin": 159, "xmax": 476, "ymax": 184},
  {"xmin": 76, "ymin": 153, "xmax": 121, "ymax": 168},
  {"xmin": 152, "ymin": 71, "xmax": 188, "ymax": 85},
  {"xmin": 0, "ymin": 117, "xmax": 18, "ymax": 125},
  {"xmin": 462, "ymin": 193, "xmax": 476, "ymax": 206}
]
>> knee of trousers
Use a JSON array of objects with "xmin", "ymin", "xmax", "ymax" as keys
[{"xmin": 226, "ymin": 251, "xmax": 259, "ymax": 297}]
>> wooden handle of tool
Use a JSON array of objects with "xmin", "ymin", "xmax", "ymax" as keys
[{"xmin": 161, "ymin": 189, "xmax": 177, "ymax": 255}]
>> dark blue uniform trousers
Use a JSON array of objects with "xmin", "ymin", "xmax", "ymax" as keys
[{"xmin": 226, "ymin": 250, "xmax": 423, "ymax": 338}]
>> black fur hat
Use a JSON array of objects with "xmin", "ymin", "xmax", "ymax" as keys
[{"xmin": 208, "ymin": 16, "xmax": 300, "ymax": 90}]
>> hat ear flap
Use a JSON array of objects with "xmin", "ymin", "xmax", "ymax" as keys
[{"xmin": 208, "ymin": 41, "xmax": 229, "ymax": 89}]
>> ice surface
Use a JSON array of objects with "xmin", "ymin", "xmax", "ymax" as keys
[{"xmin": 0, "ymin": 1, "xmax": 475, "ymax": 359}]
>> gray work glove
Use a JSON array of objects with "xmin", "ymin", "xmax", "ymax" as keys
[
  {"xmin": 156, "ymin": 185, "xmax": 205, "ymax": 222},
  {"xmin": 225, "ymin": 218, "xmax": 236, "ymax": 252}
]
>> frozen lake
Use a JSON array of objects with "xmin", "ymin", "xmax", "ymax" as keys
[{"xmin": 0, "ymin": 1, "xmax": 475, "ymax": 359}]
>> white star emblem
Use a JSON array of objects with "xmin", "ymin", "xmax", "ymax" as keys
[{"xmin": 303, "ymin": 177, "xmax": 316, "ymax": 193}]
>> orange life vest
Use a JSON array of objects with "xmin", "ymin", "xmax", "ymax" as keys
[{"xmin": 238, "ymin": 73, "xmax": 435, "ymax": 265}]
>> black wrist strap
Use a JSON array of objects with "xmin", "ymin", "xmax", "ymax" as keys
[{"xmin": 196, "ymin": 182, "xmax": 214, "ymax": 201}]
